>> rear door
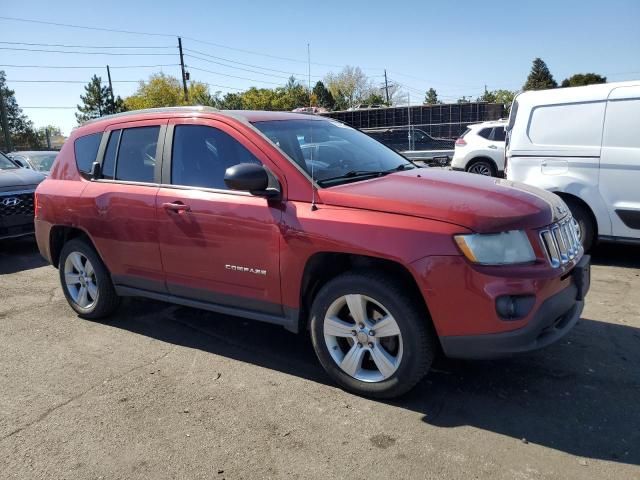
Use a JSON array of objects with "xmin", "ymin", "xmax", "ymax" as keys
[
  {"xmin": 599, "ymin": 86, "xmax": 640, "ymax": 239},
  {"xmin": 80, "ymin": 119, "xmax": 166, "ymax": 292},
  {"xmin": 156, "ymin": 118, "xmax": 283, "ymax": 314}
]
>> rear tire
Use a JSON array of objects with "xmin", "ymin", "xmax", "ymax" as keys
[
  {"xmin": 309, "ymin": 271, "xmax": 436, "ymax": 399},
  {"xmin": 466, "ymin": 158, "xmax": 497, "ymax": 177},
  {"xmin": 59, "ymin": 238, "xmax": 120, "ymax": 319},
  {"xmin": 563, "ymin": 198, "xmax": 595, "ymax": 252}
]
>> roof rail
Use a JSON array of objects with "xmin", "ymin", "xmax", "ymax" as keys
[{"xmin": 81, "ymin": 106, "xmax": 220, "ymax": 126}]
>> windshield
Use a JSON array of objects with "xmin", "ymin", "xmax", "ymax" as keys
[
  {"xmin": 252, "ymin": 119, "xmax": 414, "ymax": 186},
  {"xmin": 26, "ymin": 152, "xmax": 57, "ymax": 172},
  {"xmin": 0, "ymin": 152, "xmax": 17, "ymax": 170}
]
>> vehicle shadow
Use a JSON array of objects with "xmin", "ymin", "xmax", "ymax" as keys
[
  {"xmin": 0, "ymin": 236, "xmax": 48, "ymax": 274},
  {"xmin": 107, "ymin": 299, "xmax": 639, "ymax": 467},
  {"xmin": 591, "ymin": 242, "xmax": 640, "ymax": 269}
]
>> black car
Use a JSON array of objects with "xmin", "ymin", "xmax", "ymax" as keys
[
  {"xmin": 0, "ymin": 152, "xmax": 46, "ymax": 240},
  {"xmin": 366, "ymin": 127, "xmax": 455, "ymax": 165}
]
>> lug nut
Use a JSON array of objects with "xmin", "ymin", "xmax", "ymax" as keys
[
  {"xmin": 358, "ymin": 323, "xmax": 365, "ymax": 329},
  {"xmin": 368, "ymin": 343, "xmax": 374, "ymax": 348},
  {"xmin": 357, "ymin": 343, "xmax": 363, "ymax": 348},
  {"xmin": 369, "ymin": 330, "xmax": 375, "ymax": 336},
  {"xmin": 351, "ymin": 330, "xmax": 357, "ymax": 336}
]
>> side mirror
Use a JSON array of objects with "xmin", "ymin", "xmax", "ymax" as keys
[
  {"xmin": 224, "ymin": 163, "xmax": 280, "ymax": 199},
  {"xmin": 13, "ymin": 158, "xmax": 26, "ymax": 168}
]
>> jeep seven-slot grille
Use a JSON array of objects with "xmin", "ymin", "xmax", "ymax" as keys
[
  {"xmin": 0, "ymin": 191, "xmax": 35, "ymax": 218},
  {"xmin": 539, "ymin": 217, "xmax": 582, "ymax": 268}
]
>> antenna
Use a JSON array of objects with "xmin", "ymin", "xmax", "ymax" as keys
[{"xmin": 308, "ymin": 42, "xmax": 317, "ymax": 211}]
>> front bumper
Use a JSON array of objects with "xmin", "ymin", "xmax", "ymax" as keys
[{"xmin": 440, "ymin": 255, "xmax": 590, "ymax": 359}]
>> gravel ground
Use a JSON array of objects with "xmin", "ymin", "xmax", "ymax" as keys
[{"xmin": 1, "ymin": 237, "xmax": 639, "ymax": 480}]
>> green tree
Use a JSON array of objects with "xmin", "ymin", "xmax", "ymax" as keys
[
  {"xmin": 457, "ymin": 96, "xmax": 471, "ymax": 104},
  {"xmin": 424, "ymin": 88, "xmax": 440, "ymax": 105},
  {"xmin": 361, "ymin": 92, "xmax": 386, "ymax": 106},
  {"xmin": 218, "ymin": 92, "xmax": 243, "ymax": 109},
  {"xmin": 76, "ymin": 75, "xmax": 125, "ymax": 123},
  {"xmin": 523, "ymin": 58, "xmax": 557, "ymax": 91},
  {"xmin": 312, "ymin": 81, "xmax": 335, "ymax": 109},
  {"xmin": 0, "ymin": 70, "xmax": 41, "ymax": 150},
  {"xmin": 561, "ymin": 73, "xmax": 607, "ymax": 88},
  {"xmin": 124, "ymin": 73, "xmax": 184, "ymax": 110}
]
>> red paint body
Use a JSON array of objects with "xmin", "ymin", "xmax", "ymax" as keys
[{"xmin": 35, "ymin": 108, "xmax": 585, "ymax": 353}]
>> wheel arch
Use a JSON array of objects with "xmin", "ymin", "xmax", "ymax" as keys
[
  {"xmin": 49, "ymin": 225, "xmax": 102, "ymax": 269},
  {"xmin": 298, "ymin": 252, "xmax": 434, "ymax": 334},
  {"xmin": 553, "ymin": 192, "xmax": 599, "ymax": 239}
]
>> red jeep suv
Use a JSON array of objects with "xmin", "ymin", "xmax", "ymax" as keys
[{"xmin": 34, "ymin": 107, "xmax": 590, "ymax": 398}]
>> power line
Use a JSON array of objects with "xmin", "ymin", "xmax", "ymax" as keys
[
  {"xmin": 0, "ymin": 40, "xmax": 173, "ymax": 49},
  {"xmin": 0, "ymin": 63, "xmax": 180, "ymax": 69},
  {"xmin": 185, "ymin": 54, "xmax": 295, "ymax": 81},
  {"xmin": 188, "ymin": 65, "xmax": 282, "ymax": 86},
  {"xmin": 10, "ymin": 79, "xmax": 140, "ymax": 83},
  {"xmin": 0, "ymin": 46, "xmax": 174, "ymax": 56},
  {"xmin": 20, "ymin": 106, "xmax": 77, "ymax": 109}
]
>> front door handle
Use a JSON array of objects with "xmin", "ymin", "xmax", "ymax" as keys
[
  {"xmin": 488, "ymin": 145, "xmax": 498, "ymax": 149},
  {"xmin": 162, "ymin": 201, "xmax": 191, "ymax": 212}
]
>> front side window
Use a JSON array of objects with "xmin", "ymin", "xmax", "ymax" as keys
[
  {"xmin": 114, "ymin": 126, "xmax": 159, "ymax": 183},
  {"xmin": 101, "ymin": 130, "xmax": 121, "ymax": 180},
  {"xmin": 27, "ymin": 153, "xmax": 58, "ymax": 172},
  {"xmin": 171, "ymin": 125, "xmax": 261, "ymax": 189},
  {"xmin": 0, "ymin": 152, "xmax": 17, "ymax": 170},
  {"xmin": 253, "ymin": 119, "xmax": 414, "ymax": 187}
]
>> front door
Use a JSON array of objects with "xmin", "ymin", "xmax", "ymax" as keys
[
  {"xmin": 599, "ymin": 86, "xmax": 640, "ymax": 240},
  {"xmin": 156, "ymin": 118, "xmax": 283, "ymax": 314}
]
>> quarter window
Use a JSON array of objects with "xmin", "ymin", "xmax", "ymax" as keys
[
  {"xmin": 114, "ymin": 126, "xmax": 159, "ymax": 183},
  {"xmin": 171, "ymin": 124, "xmax": 261, "ymax": 189},
  {"xmin": 493, "ymin": 127, "xmax": 506, "ymax": 142},
  {"xmin": 74, "ymin": 132, "xmax": 102, "ymax": 174}
]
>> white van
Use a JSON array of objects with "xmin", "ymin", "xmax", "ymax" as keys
[{"xmin": 505, "ymin": 80, "xmax": 640, "ymax": 250}]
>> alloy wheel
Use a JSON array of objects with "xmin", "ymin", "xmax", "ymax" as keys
[
  {"xmin": 468, "ymin": 163, "xmax": 492, "ymax": 176},
  {"xmin": 323, "ymin": 294, "xmax": 403, "ymax": 383},
  {"xmin": 64, "ymin": 252, "xmax": 98, "ymax": 309}
]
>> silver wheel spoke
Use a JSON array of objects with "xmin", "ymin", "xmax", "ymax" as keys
[
  {"xmin": 370, "ymin": 345, "xmax": 397, "ymax": 379},
  {"xmin": 77, "ymin": 285, "xmax": 89, "ymax": 307},
  {"xmin": 65, "ymin": 273, "xmax": 81, "ymax": 285},
  {"xmin": 373, "ymin": 315, "xmax": 400, "ymax": 338},
  {"xmin": 87, "ymin": 282, "xmax": 98, "ymax": 301},
  {"xmin": 345, "ymin": 294, "xmax": 368, "ymax": 325},
  {"xmin": 84, "ymin": 260, "xmax": 94, "ymax": 277},
  {"xmin": 69, "ymin": 252, "xmax": 84, "ymax": 273},
  {"xmin": 324, "ymin": 316, "xmax": 354, "ymax": 337},
  {"xmin": 340, "ymin": 343, "xmax": 366, "ymax": 377}
]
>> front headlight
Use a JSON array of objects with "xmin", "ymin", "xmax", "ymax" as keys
[{"xmin": 454, "ymin": 230, "xmax": 535, "ymax": 265}]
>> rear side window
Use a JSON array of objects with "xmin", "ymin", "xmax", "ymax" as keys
[
  {"xmin": 171, "ymin": 124, "xmax": 261, "ymax": 190},
  {"xmin": 101, "ymin": 130, "xmax": 120, "ymax": 180},
  {"xmin": 528, "ymin": 101, "xmax": 605, "ymax": 146},
  {"xmin": 478, "ymin": 128, "xmax": 493, "ymax": 139},
  {"xmin": 493, "ymin": 127, "xmax": 506, "ymax": 142},
  {"xmin": 114, "ymin": 126, "xmax": 159, "ymax": 183},
  {"xmin": 603, "ymin": 99, "xmax": 640, "ymax": 149},
  {"xmin": 74, "ymin": 132, "xmax": 101, "ymax": 174}
]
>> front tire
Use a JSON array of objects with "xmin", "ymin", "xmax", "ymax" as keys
[
  {"xmin": 59, "ymin": 238, "xmax": 120, "ymax": 319},
  {"xmin": 564, "ymin": 198, "xmax": 595, "ymax": 252},
  {"xmin": 309, "ymin": 271, "xmax": 436, "ymax": 398}
]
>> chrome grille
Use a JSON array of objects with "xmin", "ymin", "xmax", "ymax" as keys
[{"xmin": 539, "ymin": 216, "xmax": 582, "ymax": 268}]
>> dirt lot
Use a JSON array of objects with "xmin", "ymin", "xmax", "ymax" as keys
[{"xmin": 1, "ymin": 237, "xmax": 638, "ymax": 480}]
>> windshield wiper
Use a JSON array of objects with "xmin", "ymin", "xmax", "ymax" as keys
[
  {"xmin": 386, "ymin": 163, "xmax": 416, "ymax": 172},
  {"xmin": 317, "ymin": 170, "xmax": 390, "ymax": 185}
]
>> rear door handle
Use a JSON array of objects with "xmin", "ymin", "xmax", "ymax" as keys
[
  {"xmin": 162, "ymin": 201, "xmax": 191, "ymax": 212},
  {"xmin": 488, "ymin": 145, "xmax": 498, "ymax": 149}
]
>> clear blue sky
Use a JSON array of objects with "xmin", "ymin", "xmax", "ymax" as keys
[{"xmin": 2, "ymin": 0, "xmax": 639, "ymax": 135}]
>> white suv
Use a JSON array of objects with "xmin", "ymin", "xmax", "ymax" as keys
[{"xmin": 451, "ymin": 120, "xmax": 507, "ymax": 177}]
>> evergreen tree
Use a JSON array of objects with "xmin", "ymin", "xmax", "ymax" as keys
[
  {"xmin": 0, "ymin": 70, "xmax": 39, "ymax": 150},
  {"xmin": 523, "ymin": 58, "xmax": 558, "ymax": 91},
  {"xmin": 76, "ymin": 75, "xmax": 125, "ymax": 124},
  {"xmin": 424, "ymin": 88, "xmax": 440, "ymax": 105},
  {"xmin": 561, "ymin": 73, "xmax": 607, "ymax": 88},
  {"xmin": 312, "ymin": 81, "xmax": 335, "ymax": 109}
]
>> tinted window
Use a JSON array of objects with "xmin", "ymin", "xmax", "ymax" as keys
[
  {"xmin": 171, "ymin": 125, "xmax": 261, "ymax": 189},
  {"xmin": 478, "ymin": 128, "xmax": 493, "ymax": 139},
  {"xmin": 74, "ymin": 132, "xmax": 102, "ymax": 174},
  {"xmin": 102, "ymin": 130, "xmax": 120, "ymax": 179},
  {"xmin": 493, "ymin": 127, "xmax": 506, "ymax": 142},
  {"xmin": 115, "ymin": 126, "xmax": 159, "ymax": 183},
  {"xmin": 603, "ymin": 99, "xmax": 640, "ymax": 149}
]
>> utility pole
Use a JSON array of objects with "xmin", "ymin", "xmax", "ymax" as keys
[
  {"xmin": 307, "ymin": 43, "xmax": 311, "ymax": 108},
  {"xmin": 45, "ymin": 128, "xmax": 51, "ymax": 149},
  {"xmin": 384, "ymin": 69, "xmax": 390, "ymax": 105},
  {"xmin": 106, "ymin": 65, "xmax": 115, "ymax": 104},
  {"xmin": 0, "ymin": 88, "xmax": 12, "ymax": 152},
  {"xmin": 178, "ymin": 37, "xmax": 189, "ymax": 102}
]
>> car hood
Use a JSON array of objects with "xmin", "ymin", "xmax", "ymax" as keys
[
  {"xmin": 318, "ymin": 169, "xmax": 566, "ymax": 232},
  {"xmin": 0, "ymin": 168, "xmax": 47, "ymax": 189}
]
